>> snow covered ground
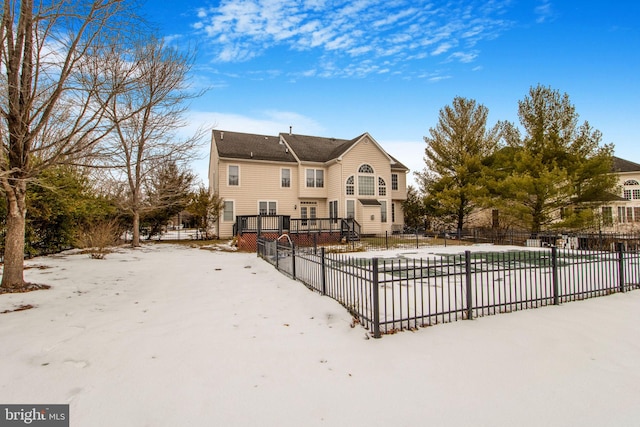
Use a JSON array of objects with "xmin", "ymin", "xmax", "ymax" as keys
[{"xmin": 1, "ymin": 243, "xmax": 640, "ymax": 426}]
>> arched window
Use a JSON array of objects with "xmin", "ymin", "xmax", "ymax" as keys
[
  {"xmin": 378, "ymin": 177, "xmax": 386, "ymax": 196},
  {"xmin": 346, "ymin": 176, "xmax": 354, "ymax": 195},
  {"xmin": 359, "ymin": 164, "xmax": 374, "ymax": 174},
  {"xmin": 358, "ymin": 164, "xmax": 375, "ymax": 195},
  {"xmin": 623, "ymin": 179, "xmax": 640, "ymax": 200}
]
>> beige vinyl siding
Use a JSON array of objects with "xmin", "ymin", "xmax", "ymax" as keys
[
  {"xmin": 297, "ymin": 164, "xmax": 328, "ymax": 199},
  {"xmin": 340, "ymin": 137, "xmax": 393, "ymax": 234},
  {"xmin": 391, "ymin": 168, "xmax": 408, "ymax": 200},
  {"xmin": 325, "ymin": 162, "xmax": 342, "ymax": 217},
  {"xmin": 358, "ymin": 203, "xmax": 383, "ymax": 235},
  {"xmin": 392, "ymin": 201, "xmax": 405, "ymax": 232},
  {"xmin": 340, "ymin": 137, "xmax": 391, "ymax": 185},
  {"xmin": 216, "ymin": 159, "xmax": 299, "ymax": 237},
  {"xmin": 208, "ymin": 139, "xmax": 221, "ymax": 195},
  {"xmin": 606, "ymin": 170, "xmax": 640, "ymax": 231}
]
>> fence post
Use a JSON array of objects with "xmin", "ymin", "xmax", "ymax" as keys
[
  {"xmin": 552, "ymin": 246, "xmax": 559, "ymax": 305},
  {"xmin": 415, "ymin": 230, "xmax": 419, "ymax": 249},
  {"xmin": 372, "ymin": 257, "xmax": 381, "ymax": 338},
  {"xmin": 291, "ymin": 242, "xmax": 296, "ymax": 280},
  {"xmin": 618, "ymin": 242, "xmax": 625, "ymax": 293},
  {"xmin": 385, "ymin": 231, "xmax": 389, "ymax": 250},
  {"xmin": 465, "ymin": 251, "xmax": 473, "ymax": 320},
  {"xmin": 321, "ymin": 247, "xmax": 327, "ymax": 296}
]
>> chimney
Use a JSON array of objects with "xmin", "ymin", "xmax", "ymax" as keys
[
  {"xmin": 289, "ymin": 126, "xmax": 292, "ymax": 135},
  {"xmin": 220, "ymin": 131, "xmax": 224, "ymax": 140}
]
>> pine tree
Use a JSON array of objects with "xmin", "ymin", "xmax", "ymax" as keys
[
  {"xmin": 497, "ymin": 85, "xmax": 616, "ymax": 233},
  {"xmin": 417, "ymin": 97, "xmax": 501, "ymax": 233}
]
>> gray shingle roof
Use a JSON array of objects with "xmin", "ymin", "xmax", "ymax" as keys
[
  {"xmin": 213, "ymin": 130, "xmax": 296, "ymax": 163},
  {"xmin": 213, "ymin": 129, "xmax": 409, "ymax": 171},
  {"xmin": 279, "ymin": 133, "xmax": 359, "ymax": 162},
  {"xmin": 613, "ymin": 156, "xmax": 640, "ymax": 173}
]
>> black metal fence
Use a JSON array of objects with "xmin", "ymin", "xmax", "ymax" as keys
[
  {"xmin": 257, "ymin": 237, "xmax": 640, "ymax": 338},
  {"xmin": 299, "ymin": 229, "xmax": 640, "ymax": 253}
]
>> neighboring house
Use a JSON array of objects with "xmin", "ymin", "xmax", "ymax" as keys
[
  {"xmin": 208, "ymin": 129, "xmax": 409, "ymax": 240},
  {"xmin": 598, "ymin": 156, "xmax": 640, "ymax": 232},
  {"xmin": 468, "ymin": 155, "xmax": 640, "ymax": 233}
]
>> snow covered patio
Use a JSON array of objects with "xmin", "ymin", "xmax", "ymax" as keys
[{"xmin": 1, "ymin": 243, "xmax": 640, "ymax": 426}]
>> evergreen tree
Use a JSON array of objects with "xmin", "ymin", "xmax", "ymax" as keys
[
  {"xmin": 187, "ymin": 186, "xmax": 224, "ymax": 239},
  {"xmin": 417, "ymin": 97, "xmax": 501, "ymax": 233},
  {"xmin": 0, "ymin": 166, "xmax": 119, "ymax": 256},
  {"xmin": 401, "ymin": 186, "xmax": 427, "ymax": 230},
  {"xmin": 497, "ymin": 85, "xmax": 616, "ymax": 233},
  {"xmin": 143, "ymin": 161, "xmax": 195, "ymax": 238}
]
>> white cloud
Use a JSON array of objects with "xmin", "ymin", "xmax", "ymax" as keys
[
  {"xmin": 534, "ymin": 1, "xmax": 555, "ymax": 24},
  {"xmin": 193, "ymin": 0, "xmax": 514, "ymax": 76},
  {"xmin": 448, "ymin": 51, "xmax": 478, "ymax": 63},
  {"xmin": 432, "ymin": 42, "xmax": 454, "ymax": 56}
]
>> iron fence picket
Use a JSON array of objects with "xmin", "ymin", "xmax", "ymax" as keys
[{"xmin": 258, "ymin": 237, "xmax": 640, "ymax": 337}]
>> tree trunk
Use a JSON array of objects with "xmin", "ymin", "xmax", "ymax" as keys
[
  {"xmin": 1, "ymin": 184, "xmax": 28, "ymax": 289},
  {"xmin": 132, "ymin": 210, "xmax": 141, "ymax": 247}
]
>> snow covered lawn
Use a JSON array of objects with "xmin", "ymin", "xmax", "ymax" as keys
[{"xmin": 1, "ymin": 244, "xmax": 640, "ymax": 426}]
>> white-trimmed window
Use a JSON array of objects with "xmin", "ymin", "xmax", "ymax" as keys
[
  {"xmin": 358, "ymin": 164, "xmax": 375, "ymax": 196},
  {"xmin": 380, "ymin": 200, "xmax": 387, "ymax": 223},
  {"xmin": 623, "ymin": 180, "xmax": 640, "ymax": 199},
  {"xmin": 346, "ymin": 176, "xmax": 354, "ymax": 195},
  {"xmin": 391, "ymin": 173, "xmax": 398, "ymax": 191},
  {"xmin": 602, "ymin": 206, "xmax": 613, "ymax": 225},
  {"xmin": 228, "ymin": 165, "xmax": 239, "ymax": 186},
  {"xmin": 618, "ymin": 206, "xmax": 628, "ymax": 223},
  {"xmin": 329, "ymin": 200, "xmax": 339, "ymax": 220},
  {"xmin": 259, "ymin": 201, "xmax": 277, "ymax": 215},
  {"xmin": 281, "ymin": 168, "xmax": 291, "ymax": 188},
  {"xmin": 300, "ymin": 202, "xmax": 317, "ymax": 226},
  {"xmin": 223, "ymin": 201, "xmax": 234, "ymax": 221},
  {"xmin": 346, "ymin": 200, "xmax": 355, "ymax": 219},
  {"xmin": 378, "ymin": 177, "xmax": 386, "ymax": 196},
  {"xmin": 306, "ymin": 169, "xmax": 324, "ymax": 188}
]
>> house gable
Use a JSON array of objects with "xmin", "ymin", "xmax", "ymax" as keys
[{"xmin": 209, "ymin": 129, "xmax": 409, "ymax": 238}]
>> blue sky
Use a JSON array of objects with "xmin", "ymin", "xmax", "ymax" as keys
[{"xmin": 141, "ymin": 0, "xmax": 640, "ymax": 187}]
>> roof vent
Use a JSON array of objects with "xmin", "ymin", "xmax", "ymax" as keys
[
  {"xmin": 250, "ymin": 151, "xmax": 253, "ymax": 158},
  {"xmin": 289, "ymin": 126, "xmax": 292, "ymax": 135},
  {"xmin": 220, "ymin": 131, "xmax": 224, "ymax": 140}
]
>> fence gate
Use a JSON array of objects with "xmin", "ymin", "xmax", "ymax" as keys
[{"xmin": 258, "ymin": 237, "xmax": 295, "ymax": 277}]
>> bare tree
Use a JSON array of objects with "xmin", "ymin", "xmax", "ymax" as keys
[
  {"xmin": 97, "ymin": 36, "xmax": 206, "ymax": 247},
  {"xmin": 0, "ymin": 0, "xmax": 139, "ymax": 290}
]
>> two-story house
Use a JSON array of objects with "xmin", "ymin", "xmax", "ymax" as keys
[
  {"xmin": 208, "ymin": 129, "xmax": 409, "ymax": 241},
  {"xmin": 599, "ymin": 156, "xmax": 640, "ymax": 231}
]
